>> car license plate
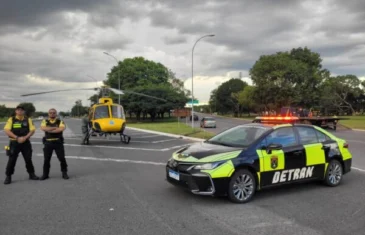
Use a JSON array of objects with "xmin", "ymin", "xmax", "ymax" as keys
[{"xmin": 168, "ymin": 169, "xmax": 180, "ymax": 181}]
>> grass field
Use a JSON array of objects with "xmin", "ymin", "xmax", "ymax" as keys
[
  {"xmin": 338, "ymin": 116, "xmax": 365, "ymax": 129},
  {"xmin": 126, "ymin": 117, "xmax": 216, "ymax": 139}
]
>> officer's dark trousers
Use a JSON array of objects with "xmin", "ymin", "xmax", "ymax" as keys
[
  {"xmin": 43, "ymin": 141, "xmax": 68, "ymax": 176},
  {"xmin": 6, "ymin": 140, "xmax": 35, "ymax": 176}
]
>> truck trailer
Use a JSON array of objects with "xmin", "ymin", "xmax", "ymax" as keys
[{"xmin": 252, "ymin": 107, "xmax": 348, "ymax": 131}]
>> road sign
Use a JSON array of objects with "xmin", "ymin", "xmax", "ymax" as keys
[{"xmin": 186, "ymin": 100, "xmax": 199, "ymax": 104}]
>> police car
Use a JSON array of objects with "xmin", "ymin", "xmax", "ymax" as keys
[{"xmin": 165, "ymin": 121, "xmax": 352, "ymax": 203}]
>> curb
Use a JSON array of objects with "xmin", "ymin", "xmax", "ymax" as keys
[
  {"xmin": 352, "ymin": 129, "xmax": 365, "ymax": 132},
  {"xmin": 126, "ymin": 127, "xmax": 205, "ymax": 142}
]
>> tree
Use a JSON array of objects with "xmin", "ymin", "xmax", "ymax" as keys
[
  {"xmin": 104, "ymin": 56, "xmax": 170, "ymax": 90},
  {"xmin": 88, "ymin": 94, "xmax": 99, "ymax": 106},
  {"xmin": 319, "ymin": 75, "xmax": 362, "ymax": 115},
  {"xmin": 249, "ymin": 47, "xmax": 327, "ymax": 111},
  {"xmin": 236, "ymin": 86, "xmax": 256, "ymax": 116},
  {"xmin": 208, "ymin": 88, "xmax": 218, "ymax": 113},
  {"xmin": 71, "ymin": 100, "xmax": 88, "ymax": 117},
  {"xmin": 120, "ymin": 83, "xmax": 189, "ymax": 121},
  {"xmin": 17, "ymin": 102, "xmax": 36, "ymax": 117},
  {"xmin": 101, "ymin": 56, "xmax": 189, "ymax": 121},
  {"xmin": 215, "ymin": 78, "xmax": 248, "ymax": 116}
]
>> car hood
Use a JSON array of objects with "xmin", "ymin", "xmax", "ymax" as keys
[{"xmin": 172, "ymin": 141, "xmax": 244, "ymax": 163}]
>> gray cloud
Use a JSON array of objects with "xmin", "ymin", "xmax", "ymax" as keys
[
  {"xmin": 164, "ymin": 36, "xmax": 187, "ymax": 45},
  {"xmin": 86, "ymin": 37, "xmax": 132, "ymax": 51},
  {"xmin": 1, "ymin": 0, "xmax": 365, "ymax": 111}
]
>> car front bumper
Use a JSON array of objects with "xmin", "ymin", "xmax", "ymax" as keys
[{"xmin": 166, "ymin": 166, "xmax": 229, "ymax": 196}]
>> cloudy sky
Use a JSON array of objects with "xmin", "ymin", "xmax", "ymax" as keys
[{"xmin": 1, "ymin": 0, "xmax": 365, "ymax": 112}]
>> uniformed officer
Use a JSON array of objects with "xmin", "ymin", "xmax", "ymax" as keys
[
  {"xmin": 3, "ymin": 105, "xmax": 39, "ymax": 184},
  {"xmin": 40, "ymin": 108, "xmax": 69, "ymax": 180}
]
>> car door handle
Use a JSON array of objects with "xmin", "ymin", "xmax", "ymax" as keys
[{"xmin": 293, "ymin": 151, "xmax": 302, "ymax": 155}]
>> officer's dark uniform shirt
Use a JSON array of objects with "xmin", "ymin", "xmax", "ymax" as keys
[
  {"xmin": 41, "ymin": 118, "xmax": 65, "ymax": 140},
  {"xmin": 4, "ymin": 116, "xmax": 35, "ymax": 139}
]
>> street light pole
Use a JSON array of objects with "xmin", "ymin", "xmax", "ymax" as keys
[
  {"xmin": 191, "ymin": 34, "xmax": 215, "ymax": 129},
  {"xmin": 103, "ymin": 52, "xmax": 120, "ymax": 105}
]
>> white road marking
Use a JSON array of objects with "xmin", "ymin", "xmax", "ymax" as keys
[
  {"xmin": 152, "ymin": 139, "xmax": 179, "ymax": 143},
  {"xmin": 0, "ymin": 135, "xmax": 178, "ymax": 144},
  {"xmin": 132, "ymin": 135, "xmax": 161, "ymax": 138},
  {"xmin": 352, "ymin": 167, "xmax": 365, "ymax": 172},
  {"xmin": 347, "ymin": 139, "xmax": 365, "ymax": 144},
  {"xmin": 166, "ymin": 144, "xmax": 191, "ymax": 150},
  {"xmin": 0, "ymin": 140, "xmax": 188, "ymax": 152},
  {"xmin": 35, "ymin": 154, "xmax": 166, "ymax": 166}
]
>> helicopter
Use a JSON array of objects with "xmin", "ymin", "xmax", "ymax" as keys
[{"xmin": 21, "ymin": 86, "xmax": 167, "ymax": 145}]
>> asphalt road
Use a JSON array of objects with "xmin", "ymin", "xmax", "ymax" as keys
[{"xmin": 0, "ymin": 118, "xmax": 365, "ymax": 235}]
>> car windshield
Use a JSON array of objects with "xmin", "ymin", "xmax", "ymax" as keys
[
  {"xmin": 204, "ymin": 117, "xmax": 215, "ymax": 121},
  {"xmin": 206, "ymin": 125, "xmax": 270, "ymax": 147}
]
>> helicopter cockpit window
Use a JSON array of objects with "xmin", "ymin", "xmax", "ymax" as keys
[
  {"xmin": 94, "ymin": 106, "xmax": 110, "ymax": 119},
  {"xmin": 112, "ymin": 105, "xmax": 125, "ymax": 119}
]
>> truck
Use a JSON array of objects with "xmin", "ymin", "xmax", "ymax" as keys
[{"xmin": 252, "ymin": 106, "xmax": 348, "ymax": 131}]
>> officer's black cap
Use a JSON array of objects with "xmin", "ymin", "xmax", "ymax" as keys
[{"xmin": 15, "ymin": 105, "xmax": 25, "ymax": 110}]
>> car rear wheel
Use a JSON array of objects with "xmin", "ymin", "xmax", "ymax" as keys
[
  {"xmin": 228, "ymin": 169, "xmax": 256, "ymax": 203},
  {"xmin": 324, "ymin": 159, "xmax": 343, "ymax": 187}
]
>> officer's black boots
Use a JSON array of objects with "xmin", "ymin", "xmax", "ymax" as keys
[
  {"xmin": 39, "ymin": 173, "xmax": 68, "ymax": 180},
  {"xmin": 62, "ymin": 172, "xmax": 69, "ymax": 179},
  {"xmin": 29, "ymin": 173, "xmax": 39, "ymax": 180},
  {"xmin": 4, "ymin": 174, "xmax": 39, "ymax": 184},
  {"xmin": 4, "ymin": 176, "xmax": 11, "ymax": 185},
  {"xmin": 40, "ymin": 175, "xmax": 49, "ymax": 180}
]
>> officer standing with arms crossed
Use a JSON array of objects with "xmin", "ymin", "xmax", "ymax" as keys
[
  {"xmin": 3, "ymin": 105, "xmax": 39, "ymax": 185},
  {"xmin": 40, "ymin": 108, "xmax": 69, "ymax": 180}
]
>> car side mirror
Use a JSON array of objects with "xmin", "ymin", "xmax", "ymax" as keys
[{"xmin": 266, "ymin": 143, "xmax": 282, "ymax": 154}]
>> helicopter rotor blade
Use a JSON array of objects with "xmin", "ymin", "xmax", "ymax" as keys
[
  {"xmin": 107, "ymin": 87, "xmax": 124, "ymax": 95},
  {"xmin": 21, "ymin": 88, "xmax": 99, "ymax": 97},
  {"xmin": 107, "ymin": 87, "xmax": 167, "ymax": 102},
  {"xmin": 121, "ymin": 90, "xmax": 167, "ymax": 102}
]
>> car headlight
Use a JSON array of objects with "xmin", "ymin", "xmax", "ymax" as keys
[{"xmin": 192, "ymin": 161, "xmax": 226, "ymax": 170}]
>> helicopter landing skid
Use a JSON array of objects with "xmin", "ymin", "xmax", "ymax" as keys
[{"xmin": 120, "ymin": 134, "xmax": 131, "ymax": 144}]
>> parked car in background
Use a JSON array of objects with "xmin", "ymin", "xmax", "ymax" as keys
[
  {"xmin": 190, "ymin": 114, "xmax": 199, "ymax": 121},
  {"xmin": 200, "ymin": 117, "xmax": 216, "ymax": 128}
]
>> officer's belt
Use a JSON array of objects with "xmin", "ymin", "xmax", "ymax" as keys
[
  {"xmin": 9, "ymin": 137, "xmax": 26, "ymax": 141},
  {"xmin": 45, "ymin": 138, "xmax": 61, "ymax": 141}
]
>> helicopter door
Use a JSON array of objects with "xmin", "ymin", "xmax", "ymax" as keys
[{"xmin": 111, "ymin": 105, "xmax": 125, "ymax": 119}]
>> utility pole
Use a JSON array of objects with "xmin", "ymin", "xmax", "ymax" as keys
[{"xmin": 191, "ymin": 34, "xmax": 215, "ymax": 129}]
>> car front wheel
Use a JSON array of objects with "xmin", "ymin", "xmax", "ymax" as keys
[
  {"xmin": 228, "ymin": 169, "xmax": 256, "ymax": 203},
  {"xmin": 324, "ymin": 159, "xmax": 343, "ymax": 187}
]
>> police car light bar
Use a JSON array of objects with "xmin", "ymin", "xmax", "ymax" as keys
[{"xmin": 255, "ymin": 116, "xmax": 299, "ymax": 121}]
